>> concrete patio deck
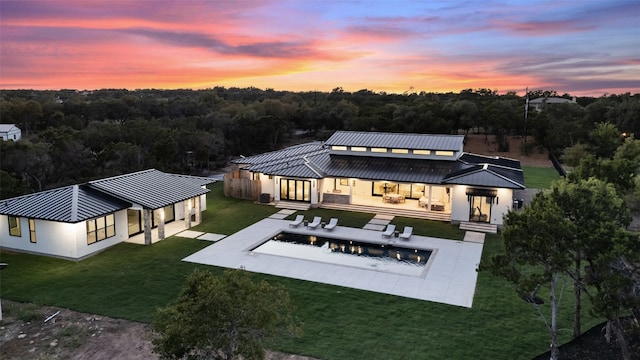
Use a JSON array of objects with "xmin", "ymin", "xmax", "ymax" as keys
[{"xmin": 183, "ymin": 218, "xmax": 484, "ymax": 308}]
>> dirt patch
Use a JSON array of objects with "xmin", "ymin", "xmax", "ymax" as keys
[
  {"xmin": 0, "ymin": 300, "xmax": 318, "ymax": 360},
  {"xmin": 463, "ymin": 134, "xmax": 552, "ymax": 167}
]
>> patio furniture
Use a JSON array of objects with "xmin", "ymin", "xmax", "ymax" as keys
[
  {"xmin": 381, "ymin": 224, "xmax": 396, "ymax": 238},
  {"xmin": 307, "ymin": 216, "xmax": 322, "ymax": 229},
  {"xmin": 387, "ymin": 193, "xmax": 401, "ymax": 203},
  {"xmin": 399, "ymin": 226, "xmax": 413, "ymax": 240},
  {"xmin": 289, "ymin": 214, "xmax": 304, "ymax": 228},
  {"xmin": 324, "ymin": 218, "xmax": 338, "ymax": 231}
]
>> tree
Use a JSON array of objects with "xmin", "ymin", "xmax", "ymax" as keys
[
  {"xmin": 489, "ymin": 192, "xmax": 574, "ymax": 360},
  {"xmin": 153, "ymin": 269, "xmax": 300, "ymax": 360},
  {"xmin": 549, "ymin": 178, "xmax": 630, "ymax": 339}
]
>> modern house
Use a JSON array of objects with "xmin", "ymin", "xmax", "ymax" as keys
[
  {"xmin": 227, "ymin": 131, "xmax": 525, "ymax": 229},
  {"xmin": 0, "ymin": 169, "xmax": 215, "ymax": 260},
  {"xmin": 0, "ymin": 124, "xmax": 21, "ymax": 141}
]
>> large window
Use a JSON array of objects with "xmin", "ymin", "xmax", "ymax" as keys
[
  {"xmin": 8, "ymin": 216, "xmax": 21, "ymax": 236},
  {"xmin": 29, "ymin": 219, "xmax": 36, "ymax": 243},
  {"xmin": 87, "ymin": 214, "xmax": 115, "ymax": 244},
  {"xmin": 280, "ymin": 179, "xmax": 311, "ymax": 202}
]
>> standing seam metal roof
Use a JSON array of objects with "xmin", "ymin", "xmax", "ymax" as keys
[
  {"xmin": 89, "ymin": 169, "xmax": 213, "ymax": 209},
  {"xmin": 0, "ymin": 185, "xmax": 130, "ymax": 223},
  {"xmin": 324, "ymin": 131, "xmax": 464, "ymax": 151}
]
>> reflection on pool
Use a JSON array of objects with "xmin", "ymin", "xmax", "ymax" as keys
[{"xmin": 251, "ymin": 232, "xmax": 433, "ymax": 276}]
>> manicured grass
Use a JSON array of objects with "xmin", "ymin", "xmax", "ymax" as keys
[
  {"xmin": 522, "ymin": 166, "xmax": 561, "ymax": 189},
  {"xmin": 0, "ymin": 183, "xmax": 602, "ymax": 359}
]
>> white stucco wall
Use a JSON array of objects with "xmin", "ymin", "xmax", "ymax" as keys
[{"xmin": 0, "ymin": 210, "xmax": 129, "ymax": 259}]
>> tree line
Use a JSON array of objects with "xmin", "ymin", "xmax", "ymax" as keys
[{"xmin": 1, "ymin": 87, "xmax": 639, "ymax": 198}]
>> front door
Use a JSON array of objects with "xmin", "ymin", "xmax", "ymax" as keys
[
  {"xmin": 280, "ymin": 179, "xmax": 311, "ymax": 202},
  {"xmin": 469, "ymin": 196, "xmax": 491, "ymax": 223}
]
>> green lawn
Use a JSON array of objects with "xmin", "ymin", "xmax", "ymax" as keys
[
  {"xmin": 0, "ymin": 181, "xmax": 601, "ymax": 359},
  {"xmin": 522, "ymin": 166, "xmax": 561, "ymax": 189}
]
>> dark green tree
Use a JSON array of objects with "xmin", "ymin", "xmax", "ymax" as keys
[
  {"xmin": 489, "ymin": 192, "xmax": 574, "ymax": 360},
  {"xmin": 153, "ymin": 269, "xmax": 300, "ymax": 360}
]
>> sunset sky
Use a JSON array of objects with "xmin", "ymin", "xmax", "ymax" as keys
[{"xmin": 1, "ymin": 0, "xmax": 639, "ymax": 96}]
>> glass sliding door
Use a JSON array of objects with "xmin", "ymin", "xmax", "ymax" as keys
[
  {"xmin": 469, "ymin": 196, "xmax": 492, "ymax": 223},
  {"xmin": 280, "ymin": 179, "xmax": 311, "ymax": 202}
]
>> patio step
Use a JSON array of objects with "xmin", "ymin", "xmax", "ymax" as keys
[
  {"xmin": 275, "ymin": 201, "xmax": 311, "ymax": 211},
  {"xmin": 319, "ymin": 203, "xmax": 451, "ymax": 222},
  {"xmin": 459, "ymin": 221, "xmax": 498, "ymax": 234}
]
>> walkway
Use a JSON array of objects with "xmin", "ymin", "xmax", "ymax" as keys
[{"xmin": 182, "ymin": 217, "xmax": 485, "ymax": 308}]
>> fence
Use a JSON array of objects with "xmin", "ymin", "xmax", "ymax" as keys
[{"xmin": 223, "ymin": 175, "xmax": 262, "ymax": 200}]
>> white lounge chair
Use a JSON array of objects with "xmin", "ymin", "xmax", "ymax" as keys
[
  {"xmin": 324, "ymin": 218, "xmax": 338, "ymax": 231},
  {"xmin": 289, "ymin": 214, "xmax": 304, "ymax": 228},
  {"xmin": 307, "ymin": 216, "xmax": 322, "ymax": 229},
  {"xmin": 381, "ymin": 224, "xmax": 396, "ymax": 238},
  {"xmin": 399, "ymin": 226, "xmax": 413, "ymax": 240}
]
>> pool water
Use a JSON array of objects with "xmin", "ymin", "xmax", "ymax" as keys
[{"xmin": 251, "ymin": 232, "xmax": 433, "ymax": 276}]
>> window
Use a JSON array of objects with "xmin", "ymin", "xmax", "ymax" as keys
[
  {"xmin": 413, "ymin": 149, "xmax": 431, "ymax": 155},
  {"xmin": 435, "ymin": 150, "xmax": 454, "ymax": 156},
  {"xmin": 87, "ymin": 213, "xmax": 115, "ymax": 244},
  {"xmin": 391, "ymin": 148, "xmax": 409, "ymax": 154},
  {"xmin": 331, "ymin": 145, "xmax": 347, "ymax": 151},
  {"xmin": 29, "ymin": 219, "xmax": 36, "ymax": 243},
  {"xmin": 351, "ymin": 146, "xmax": 366, "ymax": 152},
  {"xmin": 371, "ymin": 148, "xmax": 387, "ymax": 153},
  {"xmin": 8, "ymin": 216, "xmax": 21, "ymax": 237}
]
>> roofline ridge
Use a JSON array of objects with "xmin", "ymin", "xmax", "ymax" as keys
[
  {"xmin": 0, "ymin": 184, "xmax": 74, "ymax": 202},
  {"xmin": 461, "ymin": 151, "xmax": 520, "ymax": 162},
  {"xmin": 70, "ymin": 185, "xmax": 79, "ymax": 222},
  {"xmin": 89, "ymin": 168, "xmax": 157, "ymax": 184},
  {"xmin": 332, "ymin": 130, "xmax": 464, "ymax": 137}
]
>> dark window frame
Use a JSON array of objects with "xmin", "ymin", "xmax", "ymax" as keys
[
  {"xmin": 8, "ymin": 216, "xmax": 21, "ymax": 237},
  {"xmin": 87, "ymin": 213, "xmax": 116, "ymax": 245}
]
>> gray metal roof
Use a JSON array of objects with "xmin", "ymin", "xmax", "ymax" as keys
[
  {"xmin": 324, "ymin": 131, "xmax": 464, "ymax": 151},
  {"xmin": 89, "ymin": 169, "xmax": 213, "ymax": 209},
  {"xmin": 317, "ymin": 154, "xmax": 460, "ymax": 184},
  {"xmin": 442, "ymin": 165, "xmax": 525, "ymax": 189},
  {"xmin": 232, "ymin": 142, "xmax": 325, "ymax": 165},
  {"xmin": 0, "ymin": 185, "xmax": 130, "ymax": 223},
  {"xmin": 459, "ymin": 153, "xmax": 521, "ymax": 170},
  {"xmin": 234, "ymin": 136, "xmax": 524, "ymax": 188}
]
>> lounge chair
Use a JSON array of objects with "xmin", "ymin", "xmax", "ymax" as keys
[
  {"xmin": 288, "ymin": 214, "xmax": 304, "ymax": 228},
  {"xmin": 324, "ymin": 218, "xmax": 338, "ymax": 231},
  {"xmin": 307, "ymin": 216, "xmax": 322, "ymax": 229},
  {"xmin": 399, "ymin": 226, "xmax": 413, "ymax": 240},
  {"xmin": 381, "ymin": 224, "xmax": 396, "ymax": 238}
]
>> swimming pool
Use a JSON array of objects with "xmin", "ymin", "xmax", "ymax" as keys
[{"xmin": 251, "ymin": 232, "xmax": 433, "ymax": 276}]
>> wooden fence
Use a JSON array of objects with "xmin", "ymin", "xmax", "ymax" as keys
[{"xmin": 223, "ymin": 175, "xmax": 262, "ymax": 200}]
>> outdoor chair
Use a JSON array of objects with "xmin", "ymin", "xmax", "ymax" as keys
[
  {"xmin": 307, "ymin": 216, "xmax": 322, "ymax": 229},
  {"xmin": 399, "ymin": 226, "xmax": 413, "ymax": 240},
  {"xmin": 289, "ymin": 214, "xmax": 304, "ymax": 228},
  {"xmin": 381, "ymin": 224, "xmax": 396, "ymax": 238},
  {"xmin": 324, "ymin": 218, "xmax": 338, "ymax": 231}
]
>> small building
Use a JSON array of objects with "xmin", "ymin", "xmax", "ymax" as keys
[
  {"xmin": 528, "ymin": 97, "xmax": 577, "ymax": 112},
  {"xmin": 227, "ymin": 131, "xmax": 525, "ymax": 230},
  {"xmin": 0, "ymin": 124, "xmax": 21, "ymax": 141},
  {"xmin": 0, "ymin": 169, "xmax": 215, "ymax": 260}
]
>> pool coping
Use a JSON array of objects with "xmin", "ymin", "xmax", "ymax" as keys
[{"xmin": 182, "ymin": 218, "xmax": 483, "ymax": 308}]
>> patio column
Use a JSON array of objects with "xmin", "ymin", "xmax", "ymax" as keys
[
  {"xmin": 143, "ymin": 208, "xmax": 152, "ymax": 245},
  {"xmin": 194, "ymin": 196, "xmax": 201, "ymax": 224},
  {"xmin": 427, "ymin": 186, "xmax": 433, "ymax": 211},
  {"xmin": 184, "ymin": 201, "xmax": 192, "ymax": 228},
  {"xmin": 156, "ymin": 208, "xmax": 165, "ymax": 241}
]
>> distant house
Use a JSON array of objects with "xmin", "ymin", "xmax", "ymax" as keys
[
  {"xmin": 528, "ymin": 97, "xmax": 577, "ymax": 112},
  {"xmin": 228, "ymin": 131, "xmax": 525, "ymax": 230},
  {"xmin": 0, "ymin": 169, "xmax": 215, "ymax": 260},
  {"xmin": 0, "ymin": 124, "xmax": 21, "ymax": 141}
]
